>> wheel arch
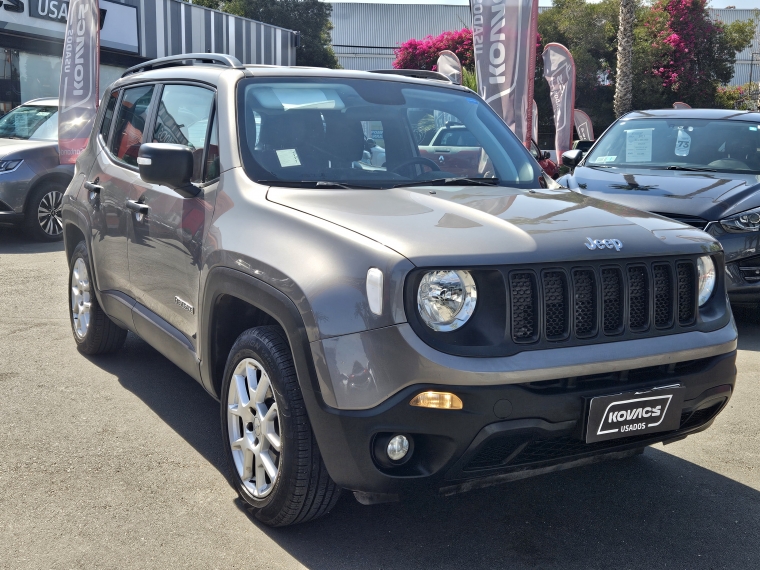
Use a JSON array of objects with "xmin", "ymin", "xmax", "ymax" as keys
[{"xmin": 200, "ymin": 267, "xmax": 322, "ymax": 403}]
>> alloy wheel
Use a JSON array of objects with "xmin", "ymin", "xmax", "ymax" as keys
[
  {"xmin": 71, "ymin": 257, "xmax": 91, "ymax": 339},
  {"xmin": 37, "ymin": 190, "xmax": 63, "ymax": 237},
  {"xmin": 227, "ymin": 357, "xmax": 282, "ymax": 498}
]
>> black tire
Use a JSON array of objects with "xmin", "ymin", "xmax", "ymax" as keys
[
  {"xmin": 25, "ymin": 182, "xmax": 66, "ymax": 242},
  {"xmin": 68, "ymin": 241, "xmax": 127, "ymax": 355},
  {"xmin": 221, "ymin": 326, "xmax": 341, "ymax": 527}
]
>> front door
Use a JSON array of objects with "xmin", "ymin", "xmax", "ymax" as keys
[
  {"xmin": 88, "ymin": 85, "xmax": 156, "ymax": 295},
  {"xmin": 127, "ymin": 84, "xmax": 217, "ymax": 345}
]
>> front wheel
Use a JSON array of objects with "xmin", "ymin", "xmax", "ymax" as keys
[
  {"xmin": 25, "ymin": 183, "xmax": 66, "ymax": 241},
  {"xmin": 221, "ymin": 326, "xmax": 340, "ymax": 527}
]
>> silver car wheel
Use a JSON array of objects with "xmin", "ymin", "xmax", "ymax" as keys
[
  {"xmin": 71, "ymin": 257, "xmax": 91, "ymax": 339},
  {"xmin": 37, "ymin": 190, "xmax": 63, "ymax": 236},
  {"xmin": 227, "ymin": 357, "xmax": 282, "ymax": 498}
]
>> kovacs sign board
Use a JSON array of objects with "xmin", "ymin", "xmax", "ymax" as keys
[
  {"xmin": 585, "ymin": 386, "xmax": 686, "ymax": 443},
  {"xmin": 31, "ymin": 0, "xmax": 69, "ymax": 21},
  {"xmin": 28, "ymin": 0, "xmax": 139, "ymax": 54}
]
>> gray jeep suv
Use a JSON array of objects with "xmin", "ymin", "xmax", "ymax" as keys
[{"xmin": 62, "ymin": 54, "xmax": 737, "ymax": 527}]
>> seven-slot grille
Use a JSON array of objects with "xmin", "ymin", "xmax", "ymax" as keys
[{"xmin": 509, "ymin": 260, "xmax": 698, "ymax": 343}]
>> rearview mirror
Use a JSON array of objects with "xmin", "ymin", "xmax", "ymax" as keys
[
  {"xmin": 562, "ymin": 149, "xmax": 584, "ymax": 168},
  {"xmin": 137, "ymin": 143, "xmax": 200, "ymax": 198}
]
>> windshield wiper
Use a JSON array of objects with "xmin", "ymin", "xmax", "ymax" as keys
[
  {"xmin": 663, "ymin": 166, "xmax": 717, "ymax": 172},
  {"xmin": 258, "ymin": 180, "xmax": 377, "ymax": 189},
  {"xmin": 587, "ymin": 164, "xmax": 616, "ymax": 169},
  {"xmin": 391, "ymin": 177, "xmax": 500, "ymax": 188}
]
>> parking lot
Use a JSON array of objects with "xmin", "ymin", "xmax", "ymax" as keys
[{"xmin": 0, "ymin": 226, "xmax": 758, "ymax": 570}]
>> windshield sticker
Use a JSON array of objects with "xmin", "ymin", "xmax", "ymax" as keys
[
  {"xmin": 675, "ymin": 128, "xmax": 691, "ymax": 157},
  {"xmin": 625, "ymin": 129, "xmax": 653, "ymax": 162},
  {"xmin": 276, "ymin": 149, "xmax": 301, "ymax": 168},
  {"xmin": 594, "ymin": 155, "xmax": 617, "ymax": 163}
]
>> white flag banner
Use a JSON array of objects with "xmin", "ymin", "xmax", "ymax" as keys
[
  {"xmin": 59, "ymin": 0, "xmax": 100, "ymax": 165},
  {"xmin": 470, "ymin": 0, "xmax": 538, "ymax": 148},
  {"xmin": 437, "ymin": 50, "xmax": 462, "ymax": 85}
]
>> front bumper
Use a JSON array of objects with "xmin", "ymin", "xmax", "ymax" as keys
[{"xmin": 307, "ymin": 325, "xmax": 737, "ymax": 495}]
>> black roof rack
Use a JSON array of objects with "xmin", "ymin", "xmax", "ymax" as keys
[
  {"xmin": 368, "ymin": 69, "xmax": 452, "ymax": 83},
  {"xmin": 121, "ymin": 53, "xmax": 244, "ymax": 78}
]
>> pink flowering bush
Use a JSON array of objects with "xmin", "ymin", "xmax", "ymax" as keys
[
  {"xmin": 638, "ymin": 0, "xmax": 754, "ymax": 107},
  {"xmin": 393, "ymin": 28, "xmax": 474, "ymax": 71}
]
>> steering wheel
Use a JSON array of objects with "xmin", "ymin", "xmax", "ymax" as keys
[{"xmin": 390, "ymin": 157, "xmax": 441, "ymax": 175}]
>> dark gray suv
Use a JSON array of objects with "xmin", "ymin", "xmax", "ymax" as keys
[
  {"xmin": 0, "ymin": 98, "xmax": 75, "ymax": 241},
  {"xmin": 62, "ymin": 54, "xmax": 738, "ymax": 527}
]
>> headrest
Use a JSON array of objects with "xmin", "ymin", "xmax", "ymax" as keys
[{"xmin": 324, "ymin": 115, "xmax": 365, "ymax": 163}]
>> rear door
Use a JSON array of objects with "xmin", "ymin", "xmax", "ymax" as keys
[
  {"xmin": 87, "ymin": 84, "xmax": 156, "ymax": 295},
  {"xmin": 127, "ymin": 83, "xmax": 217, "ymax": 345}
]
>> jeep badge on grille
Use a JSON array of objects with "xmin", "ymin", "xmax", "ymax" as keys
[{"xmin": 585, "ymin": 237, "xmax": 623, "ymax": 251}]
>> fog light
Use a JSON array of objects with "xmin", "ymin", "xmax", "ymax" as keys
[
  {"xmin": 410, "ymin": 391, "xmax": 463, "ymax": 410},
  {"xmin": 387, "ymin": 435, "xmax": 409, "ymax": 461}
]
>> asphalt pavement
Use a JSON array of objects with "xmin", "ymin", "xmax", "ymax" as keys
[{"xmin": 1, "ymin": 226, "xmax": 758, "ymax": 570}]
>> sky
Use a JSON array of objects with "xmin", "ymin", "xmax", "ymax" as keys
[{"xmin": 325, "ymin": 0, "xmax": 760, "ymax": 8}]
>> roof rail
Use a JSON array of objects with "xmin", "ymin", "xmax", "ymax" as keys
[
  {"xmin": 121, "ymin": 53, "xmax": 244, "ymax": 78},
  {"xmin": 368, "ymin": 69, "xmax": 452, "ymax": 83}
]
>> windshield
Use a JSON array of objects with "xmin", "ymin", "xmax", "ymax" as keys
[
  {"xmin": 585, "ymin": 117, "xmax": 760, "ymax": 173},
  {"xmin": 237, "ymin": 77, "xmax": 540, "ymax": 188},
  {"xmin": 0, "ymin": 105, "xmax": 58, "ymax": 141}
]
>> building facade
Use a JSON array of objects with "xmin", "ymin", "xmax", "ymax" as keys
[
  {"xmin": 0, "ymin": 0, "xmax": 298, "ymax": 113},
  {"xmin": 329, "ymin": 2, "xmax": 759, "ymax": 88}
]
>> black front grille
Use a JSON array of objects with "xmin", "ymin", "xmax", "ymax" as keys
[
  {"xmin": 510, "ymin": 273, "xmax": 538, "ymax": 342},
  {"xmin": 676, "ymin": 261, "xmax": 696, "ymax": 325},
  {"xmin": 601, "ymin": 268, "xmax": 624, "ymax": 334},
  {"xmin": 543, "ymin": 271, "xmax": 568, "ymax": 340},
  {"xmin": 652, "ymin": 212, "xmax": 710, "ymax": 230},
  {"xmin": 572, "ymin": 269, "xmax": 597, "ymax": 337},
  {"xmin": 507, "ymin": 258, "xmax": 699, "ymax": 344},
  {"xmin": 628, "ymin": 266, "xmax": 649, "ymax": 331},
  {"xmin": 463, "ymin": 402, "xmax": 725, "ymax": 473},
  {"xmin": 653, "ymin": 264, "xmax": 673, "ymax": 328}
]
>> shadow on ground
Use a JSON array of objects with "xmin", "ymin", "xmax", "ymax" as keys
[
  {"xmin": 0, "ymin": 227, "xmax": 64, "ymax": 255},
  {"xmin": 85, "ymin": 311, "xmax": 759, "ymax": 570}
]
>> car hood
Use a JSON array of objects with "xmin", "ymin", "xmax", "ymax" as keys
[
  {"xmin": 566, "ymin": 166, "xmax": 760, "ymax": 221},
  {"xmin": 267, "ymin": 185, "xmax": 719, "ymax": 266},
  {"xmin": 0, "ymin": 137, "xmax": 58, "ymax": 160}
]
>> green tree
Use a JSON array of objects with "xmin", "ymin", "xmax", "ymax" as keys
[
  {"xmin": 614, "ymin": 0, "xmax": 635, "ymax": 116},
  {"xmin": 191, "ymin": 0, "xmax": 339, "ymax": 68}
]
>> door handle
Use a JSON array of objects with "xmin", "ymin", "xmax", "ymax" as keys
[
  {"xmin": 84, "ymin": 180, "xmax": 103, "ymax": 193},
  {"xmin": 126, "ymin": 200, "xmax": 150, "ymax": 215}
]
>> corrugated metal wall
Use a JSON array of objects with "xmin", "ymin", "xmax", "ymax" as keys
[
  {"xmin": 709, "ymin": 8, "xmax": 760, "ymax": 87},
  {"xmin": 329, "ymin": 3, "xmax": 758, "ymax": 85},
  {"xmin": 329, "ymin": 2, "xmax": 471, "ymax": 70},
  {"xmin": 139, "ymin": 0, "xmax": 297, "ymax": 65}
]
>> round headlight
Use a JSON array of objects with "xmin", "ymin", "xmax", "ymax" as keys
[
  {"xmin": 697, "ymin": 255, "xmax": 715, "ymax": 306},
  {"xmin": 417, "ymin": 270, "xmax": 477, "ymax": 331}
]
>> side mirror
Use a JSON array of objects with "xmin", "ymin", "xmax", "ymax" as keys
[
  {"xmin": 562, "ymin": 149, "xmax": 584, "ymax": 168},
  {"xmin": 137, "ymin": 143, "xmax": 199, "ymax": 198},
  {"xmin": 541, "ymin": 151, "xmax": 551, "ymax": 160}
]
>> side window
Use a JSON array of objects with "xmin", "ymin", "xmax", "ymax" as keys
[
  {"xmin": 110, "ymin": 85, "xmax": 155, "ymax": 166},
  {"xmin": 358, "ymin": 120, "xmax": 386, "ymax": 169},
  {"xmin": 152, "ymin": 84, "xmax": 215, "ymax": 182},
  {"xmin": 99, "ymin": 90, "xmax": 118, "ymax": 143},
  {"xmin": 205, "ymin": 113, "xmax": 220, "ymax": 181}
]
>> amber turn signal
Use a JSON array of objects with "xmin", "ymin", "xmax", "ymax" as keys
[{"xmin": 409, "ymin": 391, "xmax": 463, "ymax": 410}]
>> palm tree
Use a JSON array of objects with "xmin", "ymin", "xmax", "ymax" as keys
[{"xmin": 614, "ymin": 0, "xmax": 635, "ymax": 117}]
